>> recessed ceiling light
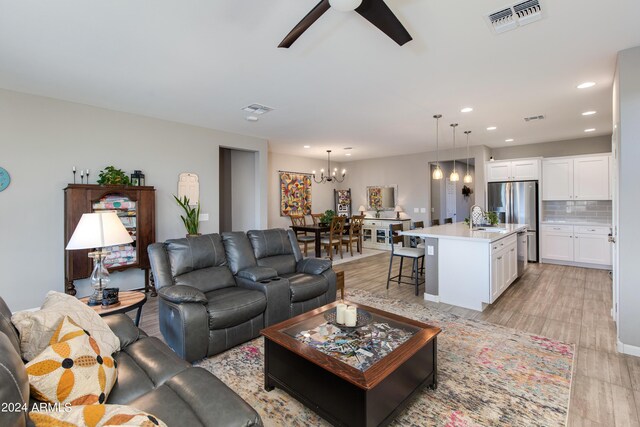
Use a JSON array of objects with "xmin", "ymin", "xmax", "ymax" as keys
[
  {"xmin": 303, "ymin": 145, "xmax": 310, "ymax": 148},
  {"xmin": 577, "ymin": 82, "xmax": 596, "ymax": 89},
  {"xmin": 487, "ymin": 126, "xmax": 497, "ymax": 131},
  {"xmin": 584, "ymin": 128, "xmax": 596, "ymax": 133},
  {"xmin": 505, "ymin": 138, "xmax": 514, "ymax": 142},
  {"xmin": 582, "ymin": 111, "xmax": 597, "ymax": 116},
  {"xmin": 345, "ymin": 153, "xmax": 352, "ymax": 156},
  {"xmin": 245, "ymin": 116, "xmax": 258, "ymax": 122},
  {"xmin": 460, "ymin": 107, "xmax": 473, "ymax": 113}
]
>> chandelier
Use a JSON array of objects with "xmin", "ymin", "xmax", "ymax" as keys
[{"xmin": 313, "ymin": 150, "xmax": 346, "ymax": 184}]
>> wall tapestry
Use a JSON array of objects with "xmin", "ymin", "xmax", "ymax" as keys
[
  {"xmin": 279, "ymin": 172, "xmax": 312, "ymax": 216},
  {"xmin": 368, "ymin": 186, "xmax": 382, "ymax": 210}
]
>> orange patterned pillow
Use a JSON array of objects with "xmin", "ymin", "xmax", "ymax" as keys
[
  {"xmin": 30, "ymin": 404, "xmax": 167, "ymax": 427},
  {"xmin": 25, "ymin": 316, "xmax": 117, "ymax": 405}
]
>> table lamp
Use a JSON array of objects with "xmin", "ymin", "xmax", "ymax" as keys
[
  {"xmin": 358, "ymin": 205, "xmax": 366, "ymax": 216},
  {"xmin": 394, "ymin": 205, "xmax": 403, "ymax": 220},
  {"xmin": 66, "ymin": 212, "xmax": 133, "ymax": 306}
]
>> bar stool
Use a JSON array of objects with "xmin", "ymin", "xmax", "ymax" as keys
[{"xmin": 387, "ymin": 224, "xmax": 425, "ymax": 296}]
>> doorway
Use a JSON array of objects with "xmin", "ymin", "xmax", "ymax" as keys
[
  {"xmin": 219, "ymin": 147, "xmax": 258, "ymax": 232},
  {"xmin": 430, "ymin": 160, "xmax": 475, "ymax": 224}
]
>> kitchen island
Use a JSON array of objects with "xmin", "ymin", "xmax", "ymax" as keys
[{"xmin": 401, "ymin": 223, "xmax": 528, "ymax": 311}]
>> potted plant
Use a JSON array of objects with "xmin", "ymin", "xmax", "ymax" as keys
[
  {"xmin": 97, "ymin": 166, "xmax": 131, "ymax": 185},
  {"xmin": 374, "ymin": 207, "xmax": 382, "ymax": 219},
  {"xmin": 173, "ymin": 195, "xmax": 201, "ymax": 237},
  {"xmin": 319, "ymin": 209, "xmax": 336, "ymax": 226},
  {"xmin": 484, "ymin": 211, "xmax": 499, "ymax": 226}
]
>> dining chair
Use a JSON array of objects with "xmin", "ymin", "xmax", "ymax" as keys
[
  {"xmin": 387, "ymin": 224, "xmax": 425, "ymax": 296},
  {"xmin": 289, "ymin": 214, "xmax": 315, "ymax": 256},
  {"xmin": 431, "ymin": 219, "xmax": 440, "ymax": 226},
  {"xmin": 342, "ymin": 214, "xmax": 364, "ymax": 256},
  {"xmin": 321, "ymin": 216, "xmax": 345, "ymax": 260},
  {"xmin": 310, "ymin": 213, "xmax": 323, "ymax": 226}
]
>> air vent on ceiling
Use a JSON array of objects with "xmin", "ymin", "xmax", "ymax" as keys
[
  {"xmin": 524, "ymin": 114, "xmax": 545, "ymax": 122},
  {"xmin": 241, "ymin": 104, "xmax": 274, "ymax": 115},
  {"xmin": 486, "ymin": 0, "xmax": 543, "ymax": 34}
]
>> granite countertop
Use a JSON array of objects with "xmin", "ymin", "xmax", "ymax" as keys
[
  {"xmin": 541, "ymin": 221, "xmax": 612, "ymax": 227},
  {"xmin": 400, "ymin": 223, "xmax": 528, "ymax": 243}
]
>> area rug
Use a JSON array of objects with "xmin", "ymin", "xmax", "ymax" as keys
[{"xmin": 196, "ymin": 289, "xmax": 574, "ymax": 427}]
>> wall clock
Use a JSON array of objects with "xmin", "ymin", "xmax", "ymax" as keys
[{"xmin": 0, "ymin": 167, "xmax": 11, "ymax": 192}]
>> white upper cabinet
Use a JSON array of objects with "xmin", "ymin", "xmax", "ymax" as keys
[
  {"xmin": 486, "ymin": 161, "xmax": 512, "ymax": 182},
  {"xmin": 511, "ymin": 160, "xmax": 540, "ymax": 180},
  {"xmin": 574, "ymin": 156, "xmax": 610, "ymax": 200},
  {"xmin": 542, "ymin": 155, "xmax": 611, "ymax": 201},
  {"xmin": 542, "ymin": 158, "xmax": 574, "ymax": 200},
  {"xmin": 486, "ymin": 159, "xmax": 540, "ymax": 182}
]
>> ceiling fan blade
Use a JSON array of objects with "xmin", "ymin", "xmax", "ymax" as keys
[
  {"xmin": 355, "ymin": 0, "xmax": 412, "ymax": 46},
  {"xmin": 278, "ymin": 0, "xmax": 331, "ymax": 48}
]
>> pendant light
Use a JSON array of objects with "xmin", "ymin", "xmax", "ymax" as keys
[
  {"xmin": 463, "ymin": 130, "xmax": 473, "ymax": 184},
  {"xmin": 450, "ymin": 123, "xmax": 459, "ymax": 182},
  {"xmin": 432, "ymin": 114, "xmax": 443, "ymax": 180}
]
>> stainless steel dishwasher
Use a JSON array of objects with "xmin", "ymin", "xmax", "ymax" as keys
[{"xmin": 517, "ymin": 231, "xmax": 529, "ymax": 277}]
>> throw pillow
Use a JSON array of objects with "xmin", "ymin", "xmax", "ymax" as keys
[
  {"xmin": 26, "ymin": 316, "xmax": 117, "ymax": 405},
  {"xmin": 30, "ymin": 404, "xmax": 167, "ymax": 427},
  {"xmin": 11, "ymin": 291, "xmax": 120, "ymax": 361}
]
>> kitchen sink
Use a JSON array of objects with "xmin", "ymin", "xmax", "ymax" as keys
[{"xmin": 473, "ymin": 227, "xmax": 508, "ymax": 233}]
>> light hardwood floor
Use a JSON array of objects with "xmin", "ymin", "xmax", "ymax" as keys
[{"xmin": 135, "ymin": 252, "xmax": 640, "ymax": 426}]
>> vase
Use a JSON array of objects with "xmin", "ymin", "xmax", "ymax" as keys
[{"xmin": 375, "ymin": 212, "xmax": 381, "ymax": 219}]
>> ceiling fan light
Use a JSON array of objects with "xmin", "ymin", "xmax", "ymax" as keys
[{"xmin": 329, "ymin": 0, "xmax": 363, "ymax": 11}]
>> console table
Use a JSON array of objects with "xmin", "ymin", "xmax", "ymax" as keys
[{"xmin": 362, "ymin": 218, "xmax": 411, "ymax": 250}]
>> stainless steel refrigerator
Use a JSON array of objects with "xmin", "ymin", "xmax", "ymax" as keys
[{"xmin": 487, "ymin": 181, "xmax": 539, "ymax": 262}]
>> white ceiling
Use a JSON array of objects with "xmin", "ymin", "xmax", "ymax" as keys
[{"xmin": 1, "ymin": 0, "xmax": 638, "ymax": 161}]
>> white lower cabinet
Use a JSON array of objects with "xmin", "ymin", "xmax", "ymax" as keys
[
  {"xmin": 490, "ymin": 234, "xmax": 518, "ymax": 303},
  {"xmin": 541, "ymin": 224, "xmax": 612, "ymax": 267}
]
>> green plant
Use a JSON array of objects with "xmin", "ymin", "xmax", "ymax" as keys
[
  {"xmin": 484, "ymin": 211, "xmax": 499, "ymax": 226},
  {"xmin": 97, "ymin": 166, "xmax": 130, "ymax": 185},
  {"xmin": 319, "ymin": 209, "xmax": 336, "ymax": 225},
  {"xmin": 173, "ymin": 195, "xmax": 201, "ymax": 235}
]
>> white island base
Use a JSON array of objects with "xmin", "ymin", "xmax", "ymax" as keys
[{"xmin": 402, "ymin": 223, "xmax": 527, "ymax": 312}]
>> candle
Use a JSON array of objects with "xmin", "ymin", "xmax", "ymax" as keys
[
  {"xmin": 86, "ymin": 169, "xmax": 90, "ymax": 175},
  {"xmin": 345, "ymin": 306, "xmax": 357, "ymax": 327},
  {"xmin": 80, "ymin": 170, "xmax": 84, "ymax": 176},
  {"xmin": 336, "ymin": 303, "xmax": 347, "ymax": 324},
  {"xmin": 73, "ymin": 166, "xmax": 76, "ymax": 172}
]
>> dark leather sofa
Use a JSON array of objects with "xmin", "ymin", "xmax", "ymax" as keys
[
  {"xmin": 0, "ymin": 297, "xmax": 262, "ymax": 427},
  {"xmin": 148, "ymin": 229, "xmax": 336, "ymax": 362}
]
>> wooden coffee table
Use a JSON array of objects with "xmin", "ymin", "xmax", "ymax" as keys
[
  {"xmin": 261, "ymin": 301, "xmax": 441, "ymax": 427},
  {"xmin": 80, "ymin": 291, "xmax": 147, "ymax": 326}
]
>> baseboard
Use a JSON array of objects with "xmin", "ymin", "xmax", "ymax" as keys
[
  {"xmin": 540, "ymin": 259, "xmax": 611, "ymax": 270},
  {"xmin": 424, "ymin": 293, "xmax": 440, "ymax": 303},
  {"xmin": 617, "ymin": 340, "xmax": 640, "ymax": 357}
]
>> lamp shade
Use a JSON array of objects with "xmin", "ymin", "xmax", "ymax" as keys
[
  {"xmin": 394, "ymin": 205, "xmax": 403, "ymax": 213},
  {"xmin": 358, "ymin": 205, "xmax": 366, "ymax": 212},
  {"xmin": 66, "ymin": 212, "xmax": 133, "ymax": 250}
]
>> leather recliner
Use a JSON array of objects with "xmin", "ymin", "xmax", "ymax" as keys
[
  {"xmin": 148, "ymin": 234, "xmax": 267, "ymax": 362},
  {"xmin": 0, "ymin": 297, "xmax": 262, "ymax": 427},
  {"xmin": 223, "ymin": 229, "xmax": 337, "ymax": 325}
]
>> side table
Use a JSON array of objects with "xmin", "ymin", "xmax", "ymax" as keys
[{"xmin": 80, "ymin": 291, "xmax": 147, "ymax": 326}]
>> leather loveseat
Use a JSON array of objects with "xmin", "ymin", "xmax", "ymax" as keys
[
  {"xmin": 148, "ymin": 229, "xmax": 336, "ymax": 362},
  {"xmin": 0, "ymin": 297, "xmax": 262, "ymax": 427}
]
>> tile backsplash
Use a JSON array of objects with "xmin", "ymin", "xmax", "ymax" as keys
[{"xmin": 542, "ymin": 200, "xmax": 612, "ymax": 224}]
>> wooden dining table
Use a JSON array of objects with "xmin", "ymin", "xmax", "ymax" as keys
[{"xmin": 290, "ymin": 223, "xmax": 351, "ymax": 258}]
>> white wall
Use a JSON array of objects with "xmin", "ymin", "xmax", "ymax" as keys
[
  {"xmin": 614, "ymin": 46, "xmax": 640, "ymax": 352},
  {"xmin": 267, "ymin": 152, "xmax": 341, "ymax": 229},
  {"xmin": 339, "ymin": 146, "xmax": 490, "ymax": 225},
  {"xmin": 490, "ymin": 135, "xmax": 611, "ymax": 160},
  {"xmin": 0, "ymin": 89, "xmax": 268, "ymax": 311}
]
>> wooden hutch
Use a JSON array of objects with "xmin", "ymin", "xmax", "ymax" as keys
[{"xmin": 64, "ymin": 184, "xmax": 156, "ymax": 297}]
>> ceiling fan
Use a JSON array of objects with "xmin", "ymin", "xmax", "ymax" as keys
[{"xmin": 278, "ymin": 0, "xmax": 412, "ymax": 48}]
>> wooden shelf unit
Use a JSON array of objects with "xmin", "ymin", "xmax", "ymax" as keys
[{"xmin": 64, "ymin": 184, "xmax": 156, "ymax": 297}]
